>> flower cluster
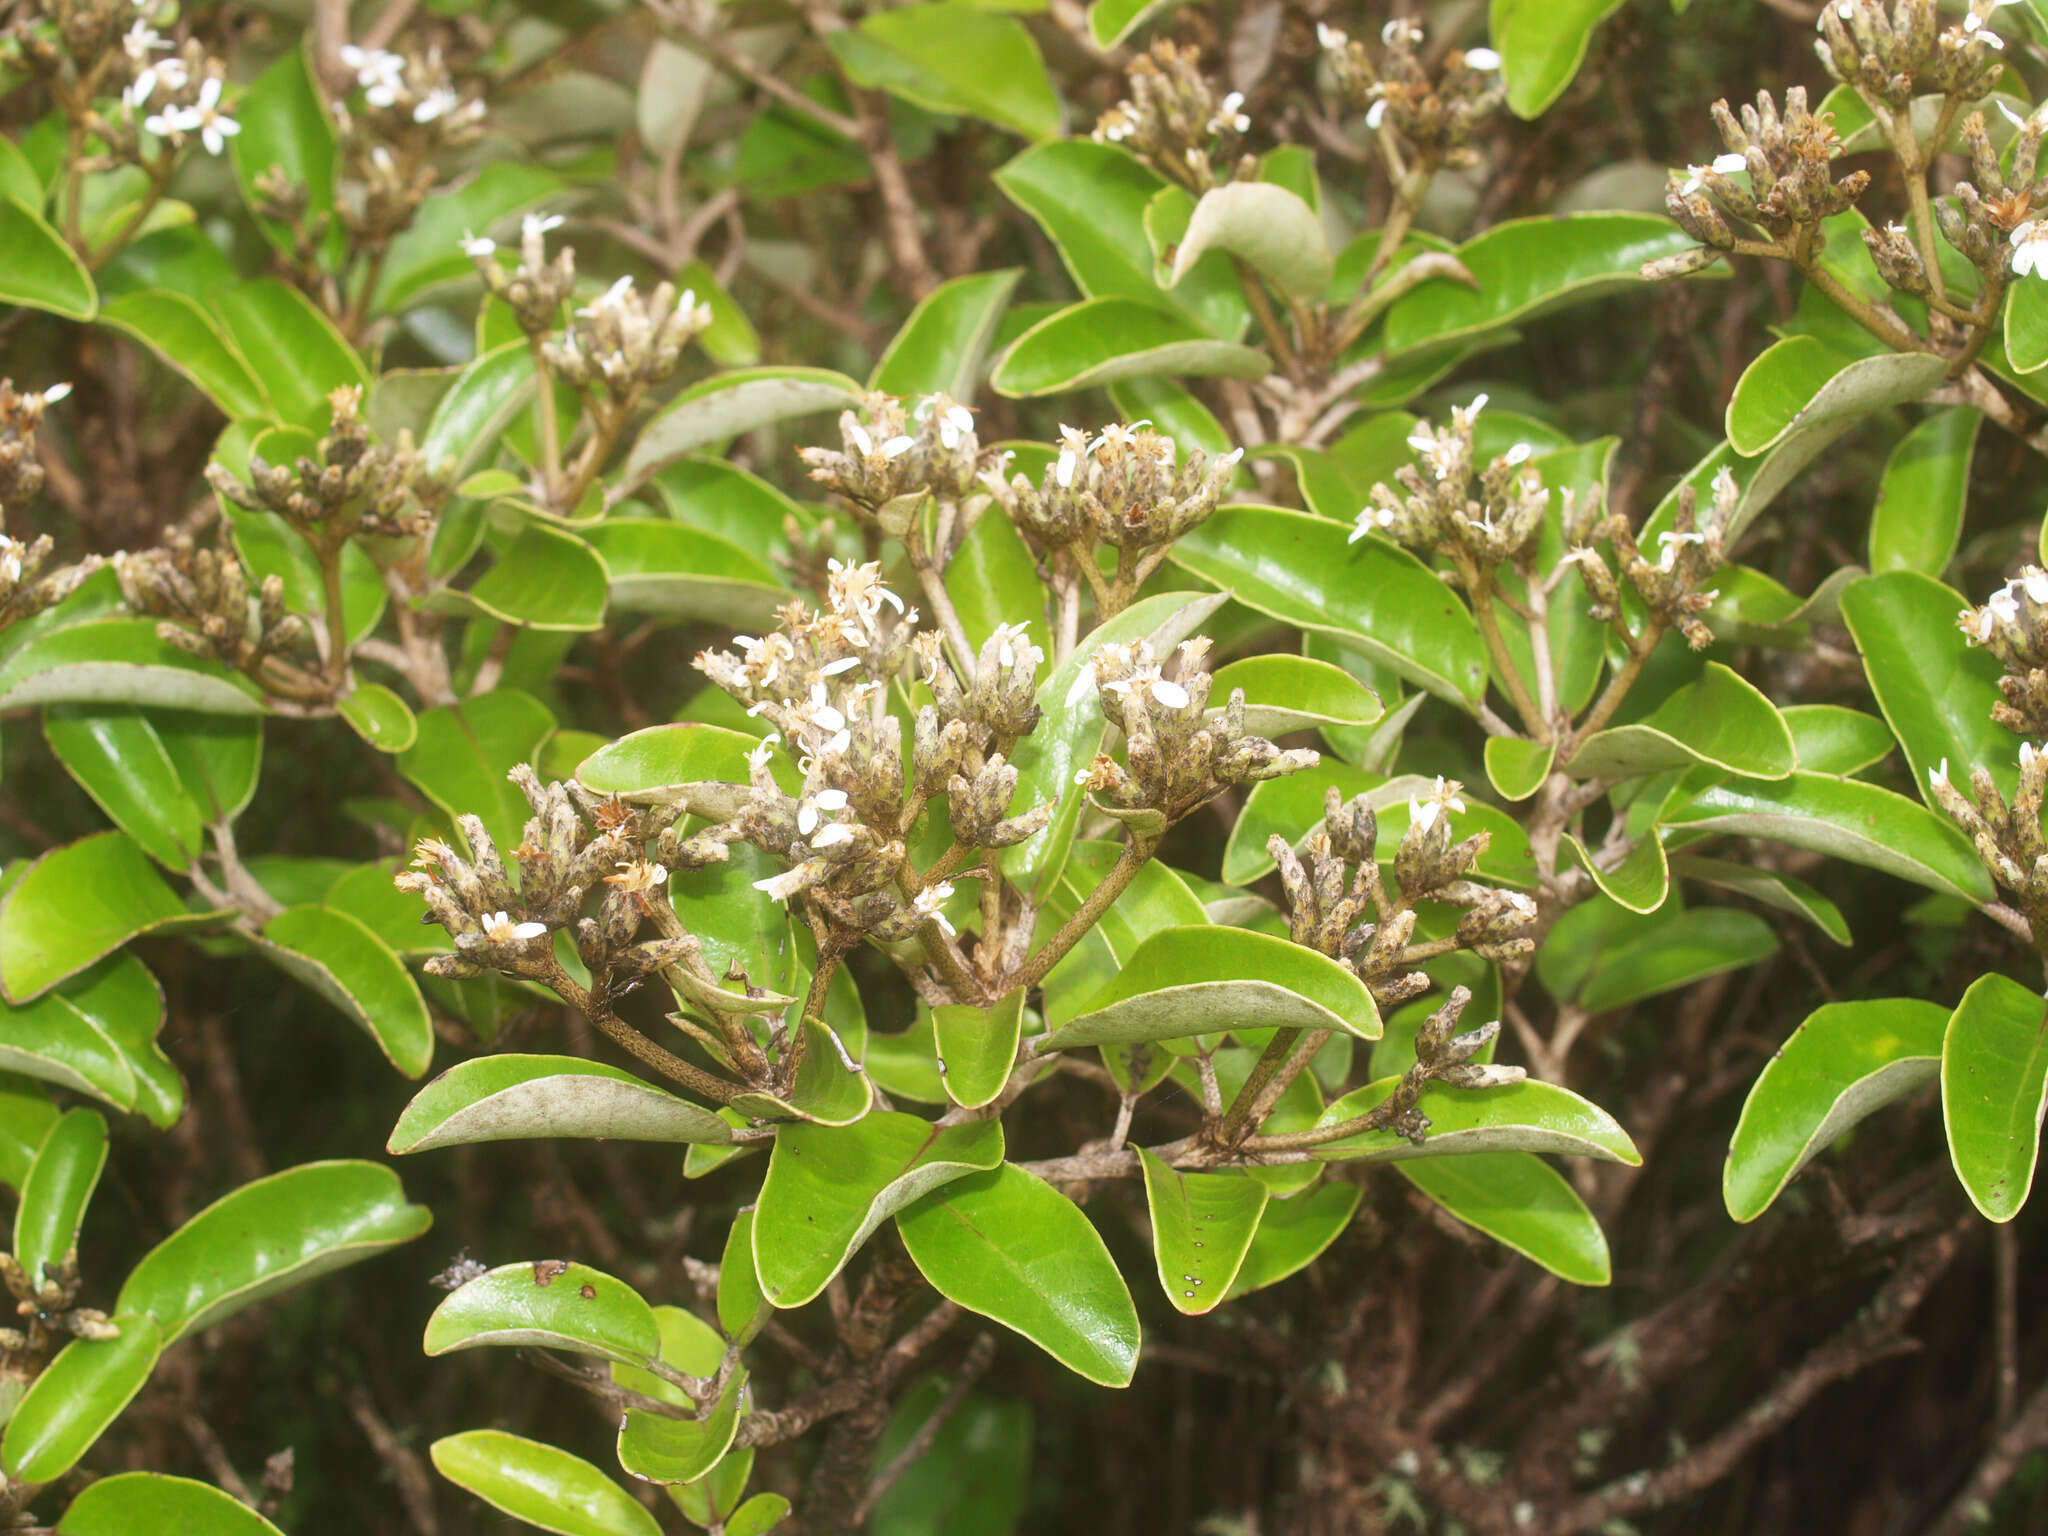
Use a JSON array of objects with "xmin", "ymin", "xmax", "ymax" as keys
[
  {"xmin": 1928, "ymin": 741, "xmax": 2048, "ymax": 938},
  {"xmin": 1317, "ymin": 19, "xmax": 1503, "ymax": 170},
  {"xmin": 314, "ymin": 42, "xmax": 487, "ymax": 259},
  {"xmin": 1958, "ymin": 567, "xmax": 2048, "ymax": 737},
  {"xmin": 1566, "ymin": 467, "xmax": 1734, "ymax": 651},
  {"xmin": 799, "ymin": 393, "xmax": 985, "ymax": 539},
  {"xmin": 0, "ymin": 378, "xmax": 69, "ymax": 506},
  {"xmin": 1076, "ymin": 637, "xmax": 1317, "ymax": 835},
  {"xmin": 114, "ymin": 529, "xmax": 303, "ymax": 674},
  {"xmin": 1662, "ymin": 87, "xmax": 1867, "ymax": 265},
  {"xmin": 1350, "ymin": 394, "xmax": 1552, "ymax": 570},
  {"xmin": 914, "ymin": 621, "xmax": 1051, "ymax": 825},
  {"xmin": 1816, "ymin": 0, "xmax": 2010, "ymax": 111},
  {"xmin": 204, "ymin": 386, "xmax": 452, "ymax": 540},
  {"xmin": 1092, "ymin": 41, "xmax": 1252, "ymax": 192},
  {"xmin": 541, "ymin": 274, "xmax": 713, "ymax": 404},
  {"xmin": 465, "ymin": 213, "xmax": 579, "ymax": 336},
  {"xmin": 0, "ymin": 1247, "xmax": 120, "ymax": 1356}
]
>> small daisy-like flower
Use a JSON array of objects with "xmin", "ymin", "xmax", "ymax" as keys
[
  {"xmin": 2012, "ymin": 220, "xmax": 2048, "ymax": 279},
  {"xmin": 1208, "ymin": 91, "xmax": 1251, "ymax": 135},
  {"xmin": 990, "ymin": 621, "xmax": 1042, "ymax": 672},
  {"xmin": 913, "ymin": 882, "xmax": 957, "ymax": 937},
  {"xmin": 1407, "ymin": 776, "xmax": 1467, "ymax": 834},
  {"xmin": 937, "ymin": 403, "xmax": 976, "ymax": 450},
  {"xmin": 414, "ymin": 86, "xmax": 461, "ymax": 124},
  {"xmin": 1347, "ymin": 506, "xmax": 1397, "ymax": 545},
  {"xmin": 169, "ymin": 77, "xmax": 241, "ymax": 156},
  {"xmin": 1964, "ymin": 12, "xmax": 2004, "ymax": 47},
  {"xmin": 752, "ymin": 867, "xmax": 811, "ymax": 903},
  {"xmin": 481, "ymin": 911, "xmax": 549, "ymax": 943},
  {"xmin": 522, "ymin": 212, "xmax": 564, "ymax": 246},
  {"xmin": 123, "ymin": 20, "xmax": 169, "ymax": 61},
  {"xmin": 1656, "ymin": 529, "xmax": 1707, "ymax": 571},
  {"xmin": 605, "ymin": 859, "xmax": 669, "ymax": 895},
  {"xmin": 796, "ymin": 787, "xmax": 850, "ymax": 837},
  {"xmin": 1991, "ymin": 586, "xmax": 2022, "ymax": 624}
]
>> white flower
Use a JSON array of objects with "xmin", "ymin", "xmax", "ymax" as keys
[
  {"xmin": 460, "ymin": 231, "xmax": 495, "ymax": 258},
  {"xmin": 1656, "ymin": 529, "xmax": 1707, "ymax": 571},
  {"xmin": 414, "ymin": 86, "xmax": 461, "ymax": 124},
  {"xmin": 1930, "ymin": 757, "xmax": 1950, "ymax": 789},
  {"xmin": 481, "ymin": 911, "xmax": 549, "ymax": 943},
  {"xmin": 990, "ymin": 621, "xmax": 1042, "ymax": 672},
  {"xmin": 752, "ymin": 867, "xmax": 811, "ymax": 903},
  {"xmin": 810, "ymin": 822, "xmax": 856, "ymax": 850},
  {"xmin": 163, "ymin": 76, "xmax": 240, "ymax": 156},
  {"xmin": 1464, "ymin": 46, "xmax": 1501, "ymax": 71},
  {"xmin": 1208, "ymin": 91, "xmax": 1250, "ymax": 135},
  {"xmin": 817, "ymin": 655, "xmax": 861, "ymax": 677},
  {"xmin": 124, "ymin": 21, "xmax": 168, "ymax": 61},
  {"xmin": 1502, "ymin": 442, "xmax": 1533, "ymax": 467},
  {"xmin": 938, "ymin": 403, "xmax": 976, "ymax": 450},
  {"xmin": 40, "ymin": 382, "xmax": 71, "ymax": 404},
  {"xmin": 1366, "ymin": 99, "xmax": 1388, "ymax": 130},
  {"xmin": 1965, "ymin": 13, "xmax": 2004, "ymax": 47},
  {"xmin": 2012, "ymin": 221, "xmax": 2048, "ymax": 279},
  {"xmin": 1348, "ymin": 505, "xmax": 1397, "ymax": 544},
  {"xmin": 1679, "ymin": 170, "xmax": 1704, "ymax": 196},
  {"xmin": 0, "ymin": 534, "xmax": 22, "ymax": 584},
  {"xmin": 797, "ymin": 787, "xmax": 849, "ymax": 836},
  {"xmin": 803, "ymin": 682, "xmax": 847, "ymax": 735},
  {"xmin": 1317, "ymin": 23, "xmax": 1348, "ymax": 48},
  {"xmin": 2027, "ymin": 569, "xmax": 2048, "ymax": 604},
  {"xmin": 913, "ymin": 882, "xmax": 957, "ymax": 937},
  {"xmin": 1711, "ymin": 152, "xmax": 1748, "ymax": 174},
  {"xmin": 1150, "ymin": 677, "xmax": 1190, "ymax": 710},
  {"xmin": 1991, "ymin": 587, "xmax": 2022, "ymax": 624},
  {"xmin": 1055, "ymin": 444, "xmax": 1078, "ymax": 488}
]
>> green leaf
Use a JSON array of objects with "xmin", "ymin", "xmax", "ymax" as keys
[
  {"xmin": 872, "ymin": 268, "xmax": 1023, "ymax": 397},
  {"xmin": 391, "ymin": 1055, "xmax": 731, "ymax": 1153},
  {"xmin": 231, "ymin": 48, "xmax": 336, "ymax": 265},
  {"xmin": 1171, "ymin": 181, "xmax": 1332, "ymax": 303},
  {"xmin": 729, "ymin": 1019, "xmax": 874, "ymax": 1126},
  {"xmin": 372, "ymin": 164, "xmax": 564, "ymax": 314},
  {"xmin": 726, "ymin": 1494, "xmax": 793, "ymax": 1536},
  {"xmin": 209, "ymin": 278, "xmax": 366, "ymax": 430},
  {"xmin": 1565, "ymin": 831, "xmax": 1671, "ymax": 916},
  {"xmin": 1724, "ymin": 997, "xmax": 1949, "ymax": 1222},
  {"xmin": 1485, "ymin": 736, "xmax": 1555, "ymax": 802},
  {"xmin": 0, "ymin": 195, "xmax": 94, "ymax": 319},
  {"xmin": 0, "ymin": 617, "xmax": 263, "ymax": 716},
  {"xmin": 1313, "ymin": 1076, "xmax": 1640, "ymax": 1164},
  {"xmin": 1383, "ymin": 213, "xmax": 1689, "ymax": 355},
  {"xmin": 0, "ymin": 137, "xmax": 42, "ymax": 211},
  {"xmin": 420, "ymin": 340, "xmax": 536, "ymax": 481},
  {"xmin": 999, "ymin": 589, "xmax": 1225, "ymax": 895},
  {"xmin": 1211, "ymin": 655, "xmax": 1383, "ymax": 736},
  {"xmin": 995, "ymin": 141, "xmax": 1248, "ymax": 339},
  {"xmin": 57, "ymin": 1473, "xmax": 286, "ymax": 1536},
  {"xmin": 337, "ymin": 682, "xmax": 419, "ymax": 753},
  {"xmin": 583, "ymin": 521, "xmax": 784, "ymax": 628},
  {"xmin": 399, "ymin": 690, "xmax": 556, "ymax": 857},
  {"xmin": 1840, "ymin": 571, "xmax": 2013, "ymax": 808},
  {"xmin": 1044, "ymin": 925, "xmax": 1380, "ymax": 1049},
  {"xmin": 617, "ymin": 1361, "xmax": 747, "ymax": 1486},
  {"xmin": 0, "ymin": 1076, "xmax": 58, "ymax": 1191},
  {"xmin": 3, "ymin": 1313, "xmax": 161, "ymax": 1483},
  {"xmin": 575, "ymin": 722, "xmax": 777, "ymax": 817},
  {"xmin": 830, "ymin": 4, "xmax": 1061, "ymax": 141},
  {"xmin": 1488, "ymin": 0, "xmax": 1627, "ymax": 119},
  {"xmin": 256, "ymin": 906, "xmax": 433, "ymax": 1078},
  {"xmin": 754, "ymin": 1113, "xmax": 1004, "ymax": 1308},
  {"xmin": 1870, "ymin": 407, "xmax": 1978, "ymax": 575},
  {"xmin": 14, "ymin": 1107, "xmax": 107, "ymax": 1284},
  {"xmin": 1943, "ymin": 971, "xmax": 2048, "ymax": 1222},
  {"xmin": 675, "ymin": 258, "xmax": 760, "ymax": 369},
  {"xmin": 98, "ymin": 289, "xmax": 269, "ymax": 419},
  {"xmin": 118, "ymin": 1160, "xmax": 431, "ymax": 1344},
  {"xmin": 424, "ymin": 1260, "xmax": 659, "ymax": 1366},
  {"xmin": 1221, "ymin": 1182, "xmax": 1361, "ymax": 1301},
  {"xmin": 718, "ymin": 1211, "xmax": 768, "ymax": 1345},
  {"xmin": 932, "ymin": 991, "xmax": 1025, "ymax": 1109},
  {"xmin": 1725, "ymin": 336, "xmax": 1945, "ymax": 457},
  {"xmin": 1087, "ymin": 0, "xmax": 1186, "ymax": 45},
  {"xmin": 1398, "ymin": 1152, "xmax": 1610, "ymax": 1284},
  {"xmin": 44, "ymin": 707, "xmax": 206, "ymax": 872},
  {"xmin": 424, "ymin": 523, "xmax": 610, "ymax": 633},
  {"xmin": 1566, "ymin": 662, "xmax": 1795, "ymax": 781},
  {"xmin": 431, "ymin": 1431, "xmax": 663, "ymax": 1536},
  {"xmin": 897, "ymin": 1164, "xmax": 1141, "ymax": 1386},
  {"xmin": 946, "ymin": 500, "xmax": 1046, "ymax": 659},
  {"xmin": 2007, "ymin": 259, "xmax": 2048, "ymax": 373},
  {"xmin": 863, "ymin": 1018, "xmax": 947, "ymax": 1107},
  {"xmin": 1664, "ymin": 771, "xmax": 1993, "ymax": 903},
  {"xmin": 866, "ymin": 1376, "xmax": 1029, "ymax": 1536},
  {"xmin": 1670, "ymin": 854, "xmax": 1851, "ymax": 946},
  {"xmin": 621, "ymin": 367, "xmax": 863, "ymax": 494},
  {"xmin": 993, "ymin": 297, "xmax": 1269, "ymax": 396},
  {"xmin": 1572, "ymin": 906, "xmax": 1778, "ymax": 1012},
  {"xmin": 1781, "ymin": 704, "xmax": 1896, "ymax": 777},
  {"xmin": 0, "ymin": 832, "xmax": 201, "ymax": 1002},
  {"xmin": 1172, "ymin": 507, "xmax": 1488, "ymax": 705},
  {"xmin": 652, "ymin": 456, "xmax": 813, "ymax": 567},
  {"xmin": 1137, "ymin": 1148, "xmax": 1267, "ymax": 1315}
]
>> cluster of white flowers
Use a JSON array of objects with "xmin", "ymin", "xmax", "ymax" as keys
[
  {"xmin": 1408, "ymin": 776, "xmax": 1466, "ymax": 835},
  {"xmin": 138, "ymin": 76, "xmax": 240, "ymax": 156}
]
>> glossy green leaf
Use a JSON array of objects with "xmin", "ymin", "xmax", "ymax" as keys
[
  {"xmin": 98, "ymin": 289, "xmax": 269, "ymax": 419},
  {"xmin": 1045, "ymin": 925, "xmax": 1379, "ymax": 1049},
  {"xmin": 373, "ymin": 163, "xmax": 564, "ymax": 313},
  {"xmin": 0, "ymin": 832, "xmax": 201, "ymax": 1002},
  {"xmin": 44, "ymin": 707, "xmax": 205, "ymax": 871},
  {"xmin": 0, "ymin": 617, "xmax": 263, "ymax": 716},
  {"xmin": 897, "ymin": 1164, "xmax": 1141, "ymax": 1387},
  {"xmin": 675, "ymin": 257, "xmax": 760, "ymax": 369},
  {"xmin": 1173, "ymin": 507, "xmax": 1488, "ymax": 705},
  {"xmin": 2007, "ymin": 257, "xmax": 2048, "ymax": 373},
  {"xmin": 1087, "ymin": 0, "xmax": 1185, "ymax": 44},
  {"xmin": 863, "ymin": 1020, "xmax": 947, "ymax": 1106},
  {"xmin": 574, "ymin": 722, "xmax": 777, "ymax": 817},
  {"xmin": 620, "ymin": 367, "xmax": 863, "ymax": 494},
  {"xmin": 1670, "ymin": 854, "xmax": 1851, "ymax": 946},
  {"xmin": 337, "ymin": 682, "xmax": 419, "ymax": 753},
  {"xmin": 1725, "ymin": 335, "xmax": 1945, "ymax": 457},
  {"xmin": 993, "ymin": 297, "xmax": 1269, "ymax": 396},
  {"xmin": 1221, "ymin": 1181, "xmax": 1361, "ymax": 1301},
  {"xmin": 1137, "ymin": 1148, "xmax": 1267, "ymax": 1315},
  {"xmin": 1566, "ymin": 662, "xmax": 1794, "ymax": 781},
  {"xmin": 1210, "ymin": 655, "xmax": 1382, "ymax": 736},
  {"xmin": 1870, "ymin": 407, "xmax": 1978, "ymax": 575},
  {"xmin": 718, "ymin": 1210, "xmax": 768, "ymax": 1345},
  {"xmin": 726, "ymin": 1493, "xmax": 793, "ymax": 1536},
  {"xmin": 1724, "ymin": 997, "xmax": 1948, "ymax": 1222},
  {"xmin": 1171, "ymin": 181, "xmax": 1332, "ymax": 303},
  {"xmin": 1485, "ymin": 735, "xmax": 1555, "ymax": 801},
  {"xmin": 1565, "ymin": 831, "xmax": 1671, "ymax": 915},
  {"xmin": 1382, "ymin": 214, "xmax": 1691, "ymax": 355},
  {"xmin": 431, "ymin": 1430, "xmax": 663, "ymax": 1536},
  {"xmin": 583, "ymin": 521, "xmax": 784, "ymax": 627},
  {"xmin": 1489, "ymin": 0, "xmax": 1626, "ymax": 117},
  {"xmin": 0, "ymin": 195, "xmax": 94, "ymax": 318},
  {"xmin": 1664, "ymin": 770, "xmax": 1992, "ymax": 903},
  {"xmin": 1572, "ymin": 906, "xmax": 1777, "ymax": 1012},
  {"xmin": 1398, "ymin": 1152, "xmax": 1610, "ymax": 1285},
  {"xmin": 618, "ymin": 1359, "xmax": 747, "ymax": 1486},
  {"xmin": 390, "ymin": 1055, "xmax": 732, "ymax": 1153},
  {"xmin": 1840, "ymin": 571, "xmax": 2013, "ymax": 808},
  {"xmin": 946, "ymin": 499, "xmax": 1046, "ymax": 658},
  {"xmin": 425, "ymin": 1259, "xmax": 659, "ymax": 1365},
  {"xmin": 423, "ymin": 523, "xmax": 609, "ymax": 632},
  {"xmin": 831, "ymin": 5, "xmax": 1061, "ymax": 141},
  {"xmin": 231, "ymin": 48, "xmax": 336, "ymax": 263},
  {"xmin": 0, "ymin": 1076, "xmax": 58, "ymax": 1190},
  {"xmin": 257, "ymin": 906, "xmax": 433, "ymax": 1078},
  {"xmin": 1313, "ymin": 1076, "xmax": 1640, "ymax": 1164},
  {"xmin": 58, "ymin": 1473, "xmax": 286, "ymax": 1536},
  {"xmin": 651, "ymin": 456, "xmax": 812, "ymax": 567},
  {"xmin": 729, "ymin": 1019, "xmax": 873, "ymax": 1126},
  {"xmin": 872, "ymin": 268, "xmax": 1022, "ymax": 397},
  {"xmin": 118, "ymin": 1160, "xmax": 431, "ymax": 1344},
  {"xmin": 419, "ymin": 340, "xmax": 536, "ymax": 482},
  {"xmin": 14, "ymin": 1107, "xmax": 107, "ymax": 1284},
  {"xmin": 1943, "ymin": 971, "xmax": 2048, "ymax": 1222},
  {"xmin": 1781, "ymin": 704, "xmax": 1895, "ymax": 777},
  {"xmin": 753, "ymin": 1113, "xmax": 1004, "ymax": 1308},
  {"xmin": 209, "ymin": 278, "xmax": 366, "ymax": 429},
  {"xmin": 398, "ymin": 690, "xmax": 556, "ymax": 856},
  {"xmin": 3, "ymin": 1313, "xmax": 161, "ymax": 1483},
  {"xmin": 932, "ymin": 990, "xmax": 1025, "ymax": 1109}
]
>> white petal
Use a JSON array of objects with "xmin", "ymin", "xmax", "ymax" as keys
[
  {"xmin": 811, "ymin": 823, "xmax": 855, "ymax": 849},
  {"xmin": 1711, "ymin": 152, "xmax": 1747, "ymax": 173},
  {"xmin": 815, "ymin": 788, "xmax": 849, "ymax": 811},
  {"xmin": 1150, "ymin": 678, "xmax": 1190, "ymax": 709},
  {"xmin": 1464, "ymin": 47, "xmax": 1501, "ymax": 70},
  {"xmin": 511, "ymin": 921, "xmax": 549, "ymax": 940},
  {"xmin": 798, "ymin": 803, "xmax": 818, "ymax": 835}
]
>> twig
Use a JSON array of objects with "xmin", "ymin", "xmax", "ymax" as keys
[
  {"xmin": 342, "ymin": 1379, "xmax": 440, "ymax": 1536},
  {"xmin": 1927, "ymin": 1369, "xmax": 2048, "ymax": 1536},
  {"xmin": 850, "ymin": 1332, "xmax": 997, "ymax": 1525}
]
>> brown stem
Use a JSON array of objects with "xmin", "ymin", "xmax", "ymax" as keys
[{"xmin": 1014, "ymin": 837, "xmax": 1157, "ymax": 995}]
